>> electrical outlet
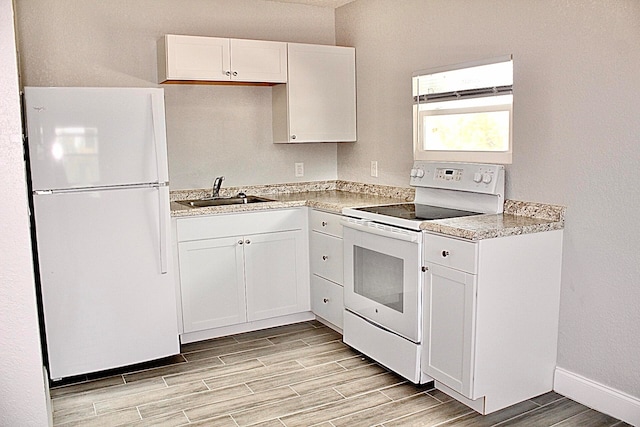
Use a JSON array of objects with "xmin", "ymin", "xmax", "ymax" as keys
[
  {"xmin": 371, "ymin": 161, "xmax": 378, "ymax": 177},
  {"xmin": 295, "ymin": 162, "xmax": 304, "ymax": 177}
]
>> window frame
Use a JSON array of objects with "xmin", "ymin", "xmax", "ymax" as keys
[{"xmin": 413, "ymin": 55, "xmax": 513, "ymax": 164}]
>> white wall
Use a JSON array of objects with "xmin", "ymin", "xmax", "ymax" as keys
[
  {"xmin": 0, "ymin": 0, "xmax": 51, "ymax": 425},
  {"xmin": 15, "ymin": 0, "xmax": 339, "ymax": 189},
  {"xmin": 336, "ymin": 0, "xmax": 640, "ymax": 399}
]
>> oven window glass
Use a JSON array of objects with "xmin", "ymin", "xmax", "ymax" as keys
[{"xmin": 354, "ymin": 246, "xmax": 404, "ymax": 313}]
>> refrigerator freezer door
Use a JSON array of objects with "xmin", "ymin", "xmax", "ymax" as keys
[
  {"xmin": 24, "ymin": 87, "xmax": 169, "ymax": 191},
  {"xmin": 33, "ymin": 186, "xmax": 178, "ymax": 379}
]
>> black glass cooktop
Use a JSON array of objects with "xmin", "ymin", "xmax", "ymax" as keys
[{"xmin": 355, "ymin": 203, "xmax": 482, "ymax": 221}]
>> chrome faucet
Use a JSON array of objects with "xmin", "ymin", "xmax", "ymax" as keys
[{"xmin": 211, "ymin": 176, "xmax": 225, "ymax": 198}]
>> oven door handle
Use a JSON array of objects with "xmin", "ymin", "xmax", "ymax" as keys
[{"xmin": 340, "ymin": 219, "xmax": 421, "ymax": 243}]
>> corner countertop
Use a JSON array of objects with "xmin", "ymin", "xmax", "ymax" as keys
[{"xmin": 170, "ymin": 181, "xmax": 565, "ymax": 241}]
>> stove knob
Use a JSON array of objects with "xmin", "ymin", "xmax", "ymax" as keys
[
  {"xmin": 415, "ymin": 168, "xmax": 425, "ymax": 178},
  {"xmin": 482, "ymin": 173, "xmax": 493, "ymax": 184},
  {"xmin": 410, "ymin": 168, "xmax": 418, "ymax": 178},
  {"xmin": 473, "ymin": 172, "xmax": 483, "ymax": 183}
]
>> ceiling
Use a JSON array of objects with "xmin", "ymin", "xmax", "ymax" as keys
[{"xmin": 267, "ymin": 0, "xmax": 356, "ymax": 8}]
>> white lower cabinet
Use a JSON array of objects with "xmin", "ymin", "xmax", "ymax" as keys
[
  {"xmin": 309, "ymin": 210, "xmax": 344, "ymax": 329},
  {"xmin": 310, "ymin": 275, "xmax": 344, "ymax": 329},
  {"xmin": 422, "ymin": 230, "xmax": 564, "ymax": 415},
  {"xmin": 176, "ymin": 209, "xmax": 309, "ymax": 335},
  {"xmin": 244, "ymin": 230, "xmax": 307, "ymax": 322},
  {"xmin": 178, "ymin": 236, "xmax": 246, "ymax": 332}
]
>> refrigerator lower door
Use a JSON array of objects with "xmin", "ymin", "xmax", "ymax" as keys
[{"xmin": 33, "ymin": 185, "xmax": 179, "ymax": 379}]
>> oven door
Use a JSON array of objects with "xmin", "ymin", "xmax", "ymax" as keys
[{"xmin": 342, "ymin": 218, "xmax": 422, "ymax": 342}]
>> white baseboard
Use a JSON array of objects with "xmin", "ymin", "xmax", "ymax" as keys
[{"xmin": 554, "ymin": 367, "xmax": 640, "ymax": 426}]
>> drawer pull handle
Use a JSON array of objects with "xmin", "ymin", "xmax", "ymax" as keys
[
  {"xmin": 322, "ymin": 255, "xmax": 328, "ymax": 261},
  {"xmin": 245, "ymin": 240, "xmax": 251, "ymax": 245},
  {"xmin": 238, "ymin": 240, "xmax": 244, "ymax": 245},
  {"xmin": 323, "ymin": 298, "xmax": 329, "ymax": 303},
  {"xmin": 321, "ymin": 221, "xmax": 328, "ymax": 226},
  {"xmin": 442, "ymin": 250, "xmax": 450, "ymax": 257}
]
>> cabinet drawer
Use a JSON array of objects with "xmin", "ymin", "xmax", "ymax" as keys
[
  {"xmin": 309, "ymin": 209, "xmax": 343, "ymax": 238},
  {"xmin": 424, "ymin": 233, "xmax": 478, "ymax": 274},
  {"xmin": 311, "ymin": 275, "xmax": 343, "ymax": 329},
  {"xmin": 310, "ymin": 231, "xmax": 343, "ymax": 284}
]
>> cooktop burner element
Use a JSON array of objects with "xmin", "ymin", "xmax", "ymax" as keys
[{"xmin": 356, "ymin": 203, "xmax": 482, "ymax": 221}]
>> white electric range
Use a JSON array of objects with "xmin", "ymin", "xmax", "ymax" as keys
[{"xmin": 341, "ymin": 161, "xmax": 505, "ymax": 383}]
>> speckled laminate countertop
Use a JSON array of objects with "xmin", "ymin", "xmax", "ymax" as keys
[{"xmin": 170, "ymin": 181, "xmax": 565, "ymax": 240}]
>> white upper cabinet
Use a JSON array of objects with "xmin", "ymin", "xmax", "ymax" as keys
[
  {"xmin": 273, "ymin": 43, "xmax": 357, "ymax": 143},
  {"xmin": 158, "ymin": 35, "xmax": 287, "ymax": 83}
]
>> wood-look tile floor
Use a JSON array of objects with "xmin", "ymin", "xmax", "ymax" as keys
[{"xmin": 50, "ymin": 321, "xmax": 629, "ymax": 427}]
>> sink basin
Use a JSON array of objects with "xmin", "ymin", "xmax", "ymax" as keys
[{"xmin": 176, "ymin": 195, "xmax": 276, "ymax": 208}]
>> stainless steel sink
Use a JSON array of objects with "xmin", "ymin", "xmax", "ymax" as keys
[{"xmin": 176, "ymin": 195, "xmax": 276, "ymax": 208}]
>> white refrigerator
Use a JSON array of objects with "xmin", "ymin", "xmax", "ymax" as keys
[{"xmin": 24, "ymin": 87, "xmax": 179, "ymax": 380}]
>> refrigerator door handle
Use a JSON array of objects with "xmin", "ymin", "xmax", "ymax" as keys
[
  {"xmin": 156, "ymin": 184, "xmax": 169, "ymax": 275},
  {"xmin": 150, "ymin": 92, "xmax": 168, "ymax": 183}
]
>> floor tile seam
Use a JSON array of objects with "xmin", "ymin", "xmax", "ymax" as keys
[
  {"xmin": 53, "ymin": 406, "xmax": 141, "ymax": 427},
  {"xmin": 333, "ymin": 371, "xmax": 404, "ymax": 399},
  {"xmin": 136, "ymin": 385, "xmax": 251, "ymax": 419},
  {"xmin": 249, "ymin": 362, "xmax": 349, "ymax": 394},
  {"xmin": 226, "ymin": 340, "xmax": 312, "ymax": 364},
  {"xmin": 55, "ymin": 377, "xmax": 168, "ymax": 408},
  {"xmin": 490, "ymin": 396, "xmax": 569, "ymax": 427},
  {"xmin": 299, "ymin": 335, "xmax": 343, "ymax": 346},
  {"xmin": 375, "ymin": 399, "xmax": 463, "ymax": 427},
  {"xmin": 209, "ymin": 361, "xmax": 308, "ymax": 391},
  {"xmin": 546, "ymin": 407, "xmax": 601, "ymax": 427},
  {"xmin": 289, "ymin": 362, "xmax": 395, "ymax": 400},
  {"xmin": 266, "ymin": 333, "xmax": 340, "ymax": 347},
  {"xmin": 122, "ymin": 355, "xmax": 190, "ymax": 383},
  {"xmin": 326, "ymin": 392, "xmax": 424, "ymax": 427},
  {"xmin": 429, "ymin": 408, "xmax": 477, "ymax": 427},
  {"xmin": 90, "ymin": 377, "xmax": 202, "ymax": 412},
  {"xmin": 228, "ymin": 387, "xmax": 347, "ymax": 425},
  {"xmin": 425, "ymin": 389, "xmax": 451, "ymax": 404},
  {"xmin": 164, "ymin": 358, "xmax": 270, "ymax": 386},
  {"xmin": 335, "ymin": 356, "xmax": 371, "ymax": 370},
  {"xmin": 296, "ymin": 350, "xmax": 361, "ymax": 369},
  {"xmin": 300, "ymin": 390, "xmax": 393, "ymax": 426},
  {"xmin": 234, "ymin": 325, "xmax": 319, "ymax": 343},
  {"xmin": 184, "ymin": 340, "xmax": 277, "ymax": 362},
  {"xmin": 50, "ymin": 374, "xmax": 128, "ymax": 399},
  {"xmin": 380, "ymin": 389, "xmax": 441, "ymax": 408}
]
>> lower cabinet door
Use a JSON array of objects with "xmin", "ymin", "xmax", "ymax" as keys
[
  {"xmin": 310, "ymin": 275, "xmax": 344, "ymax": 329},
  {"xmin": 244, "ymin": 230, "xmax": 308, "ymax": 321},
  {"xmin": 423, "ymin": 263, "xmax": 477, "ymax": 398},
  {"xmin": 178, "ymin": 236, "xmax": 246, "ymax": 332}
]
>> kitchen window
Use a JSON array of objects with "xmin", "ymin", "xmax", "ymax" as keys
[{"xmin": 413, "ymin": 55, "xmax": 513, "ymax": 164}]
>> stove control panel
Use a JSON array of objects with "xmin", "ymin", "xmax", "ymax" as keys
[{"xmin": 410, "ymin": 161, "xmax": 505, "ymax": 196}]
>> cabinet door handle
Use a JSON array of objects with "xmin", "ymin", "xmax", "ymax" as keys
[
  {"xmin": 323, "ymin": 298, "xmax": 329, "ymax": 303},
  {"xmin": 232, "ymin": 71, "xmax": 238, "ymax": 76},
  {"xmin": 291, "ymin": 134, "xmax": 297, "ymax": 140},
  {"xmin": 321, "ymin": 221, "xmax": 328, "ymax": 227},
  {"xmin": 225, "ymin": 71, "xmax": 231, "ymax": 76},
  {"xmin": 322, "ymin": 255, "xmax": 328, "ymax": 261},
  {"xmin": 245, "ymin": 239, "xmax": 251, "ymax": 245},
  {"xmin": 442, "ymin": 250, "xmax": 450, "ymax": 257},
  {"xmin": 238, "ymin": 240, "xmax": 244, "ymax": 245}
]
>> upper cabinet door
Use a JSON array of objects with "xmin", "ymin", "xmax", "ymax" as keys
[
  {"xmin": 276, "ymin": 43, "xmax": 356, "ymax": 143},
  {"xmin": 230, "ymin": 39, "xmax": 287, "ymax": 83},
  {"xmin": 160, "ymin": 35, "xmax": 230, "ymax": 82},
  {"xmin": 158, "ymin": 35, "xmax": 286, "ymax": 83}
]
